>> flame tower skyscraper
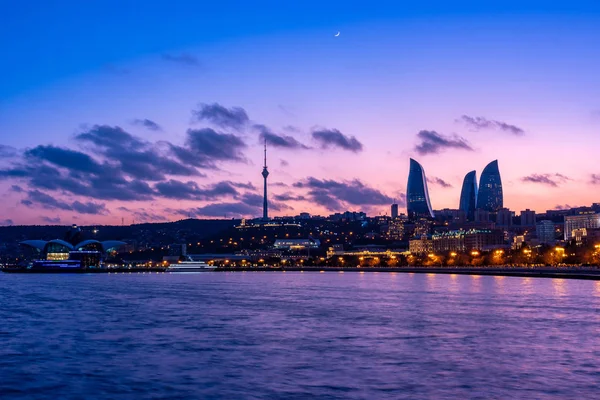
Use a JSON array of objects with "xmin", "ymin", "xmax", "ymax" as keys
[
  {"xmin": 477, "ymin": 160, "xmax": 503, "ymax": 212},
  {"xmin": 406, "ymin": 158, "xmax": 434, "ymax": 219},
  {"xmin": 261, "ymin": 139, "xmax": 269, "ymax": 221},
  {"xmin": 459, "ymin": 170, "xmax": 478, "ymax": 221}
]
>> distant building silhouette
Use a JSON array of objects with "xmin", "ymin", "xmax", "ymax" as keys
[
  {"xmin": 391, "ymin": 203, "xmax": 399, "ymax": 219},
  {"xmin": 496, "ymin": 208, "xmax": 513, "ymax": 228},
  {"xmin": 477, "ymin": 160, "xmax": 503, "ymax": 212},
  {"xmin": 520, "ymin": 209, "xmax": 536, "ymax": 227},
  {"xmin": 474, "ymin": 208, "xmax": 491, "ymax": 223},
  {"xmin": 459, "ymin": 170, "xmax": 478, "ymax": 221},
  {"xmin": 407, "ymin": 158, "xmax": 434, "ymax": 219}
]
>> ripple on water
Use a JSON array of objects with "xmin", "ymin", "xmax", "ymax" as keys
[{"xmin": 1, "ymin": 272, "xmax": 600, "ymax": 399}]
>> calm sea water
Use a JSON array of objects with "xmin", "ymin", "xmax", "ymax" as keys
[{"xmin": 1, "ymin": 272, "xmax": 600, "ymax": 399}]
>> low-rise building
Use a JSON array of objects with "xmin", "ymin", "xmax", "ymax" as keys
[
  {"xmin": 409, "ymin": 236, "xmax": 433, "ymax": 255},
  {"xmin": 564, "ymin": 213, "xmax": 600, "ymax": 241}
]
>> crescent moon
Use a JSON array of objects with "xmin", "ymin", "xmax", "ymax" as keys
[{"xmin": 334, "ymin": 32, "xmax": 340, "ymax": 37}]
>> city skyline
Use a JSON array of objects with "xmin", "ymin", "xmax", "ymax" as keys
[{"xmin": 1, "ymin": 2, "xmax": 600, "ymax": 225}]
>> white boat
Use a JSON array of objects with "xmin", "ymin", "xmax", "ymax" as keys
[{"xmin": 168, "ymin": 258, "xmax": 217, "ymax": 273}]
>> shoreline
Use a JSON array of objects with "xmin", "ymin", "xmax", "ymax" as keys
[
  {"xmin": 3, "ymin": 266, "xmax": 600, "ymax": 280},
  {"xmin": 215, "ymin": 266, "xmax": 600, "ymax": 280}
]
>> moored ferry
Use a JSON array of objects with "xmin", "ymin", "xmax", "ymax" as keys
[{"xmin": 167, "ymin": 258, "xmax": 217, "ymax": 273}]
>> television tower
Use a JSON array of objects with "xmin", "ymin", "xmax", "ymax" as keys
[{"xmin": 261, "ymin": 138, "xmax": 269, "ymax": 221}]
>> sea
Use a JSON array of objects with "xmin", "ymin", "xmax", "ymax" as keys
[{"xmin": 1, "ymin": 271, "xmax": 600, "ymax": 399}]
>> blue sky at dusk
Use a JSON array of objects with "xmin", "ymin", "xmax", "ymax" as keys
[{"xmin": 1, "ymin": 1, "xmax": 599, "ymax": 225}]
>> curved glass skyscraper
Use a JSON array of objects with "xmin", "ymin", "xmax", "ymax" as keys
[
  {"xmin": 477, "ymin": 160, "xmax": 503, "ymax": 212},
  {"xmin": 459, "ymin": 170, "xmax": 478, "ymax": 220},
  {"xmin": 407, "ymin": 158, "xmax": 434, "ymax": 219}
]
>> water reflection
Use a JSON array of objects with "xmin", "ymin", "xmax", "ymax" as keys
[
  {"xmin": 521, "ymin": 277, "xmax": 534, "ymax": 295},
  {"xmin": 448, "ymin": 274, "xmax": 459, "ymax": 293},
  {"xmin": 425, "ymin": 273, "xmax": 436, "ymax": 291},
  {"xmin": 553, "ymin": 278, "xmax": 567, "ymax": 298},
  {"xmin": 470, "ymin": 274, "xmax": 482, "ymax": 292}
]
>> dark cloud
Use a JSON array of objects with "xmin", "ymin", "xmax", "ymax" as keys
[
  {"xmin": 414, "ymin": 130, "xmax": 473, "ymax": 155},
  {"xmin": 591, "ymin": 174, "xmax": 600, "ymax": 185},
  {"xmin": 118, "ymin": 150, "xmax": 200, "ymax": 181},
  {"xmin": 0, "ymin": 219, "xmax": 14, "ymax": 226},
  {"xmin": 132, "ymin": 119, "xmax": 163, "ymax": 131},
  {"xmin": 21, "ymin": 190, "xmax": 108, "ymax": 215},
  {"xmin": 238, "ymin": 192, "xmax": 263, "ymax": 207},
  {"xmin": 2, "ymin": 160, "xmax": 157, "ymax": 202},
  {"xmin": 41, "ymin": 216, "xmax": 61, "ymax": 224},
  {"xmin": 22, "ymin": 190, "xmax": 73, "ymax": 211},
  {"xmin": 192, "ymin": 103, "xmax": 249, "ymax": 130},
  {"xmin": 71, "ymin": 201, "xmax": 108, "ymax": 215},
  {"xmin": 161, "ymin": 53, "xmax": 201, "ymax": 67},
  {"xmin": 307, "ymin": 190, "xmax": 343, "ymax": 211},
  {"xmin": 25, "ymin": 145, "xmax": 105, "ymax": 175},
  {"xmin": 272, "ymin": 182, "xmax": 289, "ymax": 187},
  {"xmin": 10, "ymin": 185, "xmax": 24, "ymax": 193},
  {"xmin": 0, "ymin": 125, "xmax": 222, "ymax": 207},
  {"xmin": 117, "ymin": 207, "xmax": 168, "ymax": 223},
  {"xmin": 171, "ymin": 128, "xmax": 247, "ymax": 168},
  {"xmin": 234, "ymin": 192, "xmax": 292, "ymax": 212},
  {"xmin": 280, "ymin": 159, "xmax": 289, "ymax": 167},
  {"xmin": 254, "ymin": 124, "xmax": 309, "ymax": 149},
  {"xmin": 230, "ymin": 181, "xmax": 256, "ymax": 190},
  {"xmin": 395, "ymin": 193, "xmax": 407, "ymax": 207},
  {"xmin": 427, "ymin": 177, "xmax": 453, "ymax": 188},
  {"xmin": 521, "ymin": 173, "xmax": 571, "ymax": 187},
  {"xmin": 554, "ymin": 204, "xmax": 575, "ymax": 210},
  {"xmin": 155, "ymin": 180, "xmax": 239, "ymax": 200},
  {"xmin": 283, "ymin": 125, "xmax": 301, "ymax": 133},
  {"xmin": 180, "ymin": 203, "xmax": 260, "ymax": 218},
  {"xmin": 294, "ymin": 177, "xmax": 392, "ymax": 211},
  {"xmin": 273, "ymin": 192, "xmax": 306, "ymax": 202},
  {"xmin": 458, "ymin": 115, "xmax": 525, "ymax": 136},
  {"xmin": 76, "ymin": 125, "xmax": 145, "ymax": 149},
  {"xmin": 0, "ymin": 145, "xmax": 18, "ymax": 158},
  {"xmin": 311, "ymin": 129, "xmax": 363, "ymax": 153},
  {"xmin": 76, "ymin": 125, "xmax": 201, "ymax": 180}
]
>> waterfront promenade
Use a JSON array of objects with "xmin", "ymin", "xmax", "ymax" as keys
[
  {"xmin": 217, "ymin": 266, "xmax": 600, "ymax": 280},
  {"xmin": 3, "ymin": 265, "xmax": 600, "ymax": 280}
]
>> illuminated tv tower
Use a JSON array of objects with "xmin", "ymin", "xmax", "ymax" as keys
[{"xmin": 261, "ymin": 138, "xmax": 269, "ymax": 221}]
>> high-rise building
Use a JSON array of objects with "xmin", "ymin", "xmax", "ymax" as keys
[
  {"xmin": 477, "ymin": 160, "xmax": 503, "ymax": 212},
  {"xmin": 391, "ymin": 203, "xmax": 399, "ymax": 219},
  {"xmin": 459, "ymin": 170, "xmax": 478, "ymax": 220},
  {"xmin": 407, "ymin": 158, "xmax": 434, "ymax": 219},
  {"xmin": 564, "ymin": 213, "xmax": 600, "ymax": 241},
  {"xmin": 536, "ymin": 220, "xmax": 556, "ymax": 244},
  {"xmin": 520, "ymin": 209, "xmax": 536, "ymax": 227},
  {"xmin": 261, "ymin": 139, "xmax": 269, "ymax": 221}
]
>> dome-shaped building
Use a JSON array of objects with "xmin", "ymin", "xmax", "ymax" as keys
[{"xmin": 21, "ymin": 235, "xmax": 126, "ymax": 269}]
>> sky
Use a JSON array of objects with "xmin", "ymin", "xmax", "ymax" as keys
[{"xmin": 1, "ymin": 1, "xmax": 599, "ymax": 225}]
